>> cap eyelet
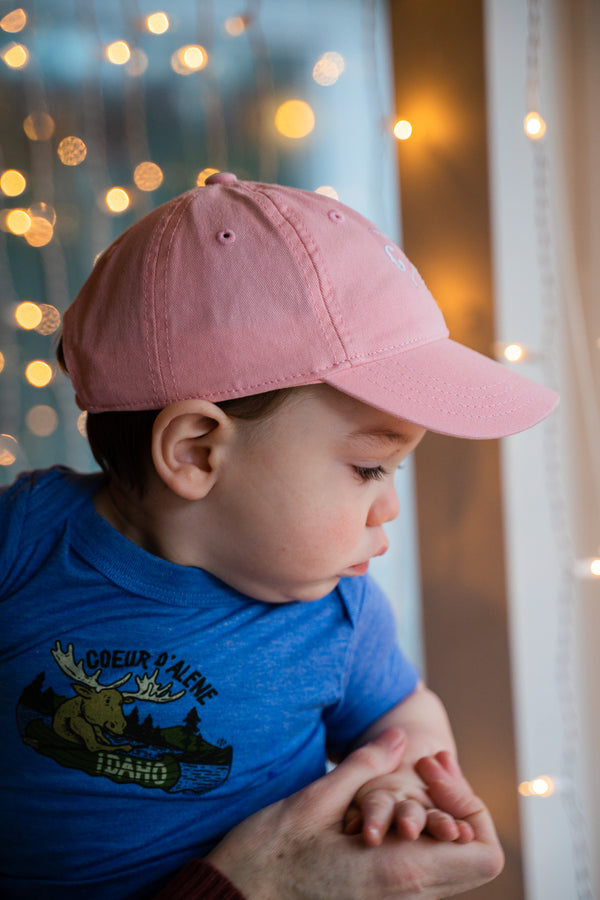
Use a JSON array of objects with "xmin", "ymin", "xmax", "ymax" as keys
[
  {"xmin": 217, "ymin": 230, "xmax": 236, "ymax": 244},
  {"xmin": 328, "ymin": 210, "xmax": 345, "ymax": 224}
]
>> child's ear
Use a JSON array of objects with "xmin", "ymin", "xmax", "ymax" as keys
[{"xmin": 151, "ymin": 399, "xmax": 235, "ymax": 500}]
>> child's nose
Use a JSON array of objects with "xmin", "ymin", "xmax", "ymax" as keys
[{"xmin": 367, "ymin": 483, "xmax": 400, "ymax": 526}]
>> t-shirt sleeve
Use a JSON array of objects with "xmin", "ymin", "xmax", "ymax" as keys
[{"xmin": 323, "ymin": 575, "xmax": 420, "ymax": 759}]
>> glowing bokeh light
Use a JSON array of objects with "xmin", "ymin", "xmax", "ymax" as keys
[
  {"xmin": 25, "ymin": 360, "xmax": 53, "ymax": 388},
  {"xmin": 0, "ymin": 351, "xmax": 4, "ymax": 373},
  {"xmin": 6, "ymin": 208, "xmax": 31, "ymax": 234},
  {"xmin": 57, "ymin": 136, "xmax": 87, "ymax": 166},
  {"xmin": 1, "ymin": 8, "xmax": 27, "ymax": 32},
  {"xmin": 126, "ymin": 48, "xmax": 148, "ymax": 76},
  {"xmin": 34, "ymin": 304, "xmax": 60, "ymax": 335},
  {"xmin": 15, "ymin": 301, "xmax": 42, "ymax": 330},
  {"xmin": 28, "ymin": 202, "xmax": 56, "ymax": 226},
  {"xmin": 530, "ymin": 776, "xmax": 554, "ymax": 796},
  {"xmin": 225, "ymin": 16, "xmax": 247, "ymax": 36},
  {"xmin": 77, "ymin": 411, "xmax": 88, "ymax": 437},
  {"xmin": 2, "ymin": 42, "xmax": 28, "ymax": 68},
  {"xmin": 524, "ymin": 111, "xmax": 546, "ymax": 140},
  {"xmin": 0, "ymin": 434, "xmax": 18, "ymax": 466},
  {"xmin": 393, "ymin": 119, "xmax": 413, "ymax": 141},
  {"xmin": 105, "ymin": 188, "xmax": 130, "ymax": 213},
  {"xmin": 134, "ymin": 161, "xmax": 163, "ymax": 191},
  {"xmin": 146, "ymin": 12, "xmax": 169, "ymax": 34},
  {"xmin": 1, "ymin": 168, "xmax": 26, "ymax": 196},
  {"xmin": 315, "ymin": 185, "xmax": 339, "ymax": 200},
  {"xmin": 275, "ymin": 100, "xmax": 315, "ymax": 139},
  {"xmin": 23, "ymin": 112, "xmax": 55, "ymax": 141},
  {"xmin": 504, "ymin": 343, "xmax": 524, "ymax": 362},
  {"xmin": 196, "ymin": 168, "xmax": 220, "ymax": 186},
  {"xmin": 590, "ymin": 558, "xmax": 600, "ymax": 577},
  {"xmin": 171, "ymin": 45, "xmax": 208, "ymax": 74},
  {"xmin": 106, "ymin": 40, "xmax": 131, "ymax": 65},
  {"xmin": 26, "ymin": 404, "xmax": 58, "ymax": 437},
  {"xmin": 312, "ymin": 51, "xmax": 345, "ymax": 86},
  {"xmin": 24, "ymin": 217, "xmax": 54, "ymax": 247}
]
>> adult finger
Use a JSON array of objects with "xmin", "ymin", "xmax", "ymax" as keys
[{"xmin": 288, "ymin": 728, "xmax": 408, "ymax": 828}]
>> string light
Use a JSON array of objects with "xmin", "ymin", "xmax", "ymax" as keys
[
  {"xmin": 0, "ymin": 168, "xmax": 26, "ymax": 196},
  {"xmin": 106, "ymin": 41, "xmax": 131, "ymax": 65},
  {"xmin": 6, "ymin": 208, "xmax": 31, "ymax": 235},
  {"xmin": 24, "ymin": 216, "xmax": 53, "ymax": 247},
  {"xmin": 503, "ymin": 343, "xmax": 525, "ymax": 362},
  {"xmin": 393, "ymin": 119, "xmax": 413, "ymax": 141},
  {"xmin": 133, "ymin": 161, "xmax": 163, "ymax": 191},
  {"xmin": 146, "ymin": 13, "xmax": 169, "ymax": 34},
  {"xmin": 57, "ymin": 136, "xmax": 87, "ymax": 166},
  {"xmin": 34, "ymin": 304, "xmax": 60, "ymax": 335},
  {"xmin": 315, "ymin": 185, "xmax": 339, "ymax": 199},
  {"xmin": 15, "ymin": 301, "xmax": 42, "ymax": 330},
  {"xmin": 224, "ymin": 16, "xmax": 248, "ymax": 37},
  {"xmin": 26, "ymin": 404, "xmax": 58, "ymax": 437},
  {"xmin": 518, "ymin": 775, "xmax": 555, "ymax": 797},
  {"xmin": 0, "ymin": 434, "xmax": 18, "ymax": 466},
  {"xmin": 274, "ymin": 100, "xmax": 315, "ymax": 139},
  {"xmin": 25, "ymin": 360, "xmax": 53, "ymax": 388},
  {"xmin": 524, "ymin": 111, "xmax": 546, "ymax": 140},
  {"xmin": 572, "ymin": 557, "xmax": 600, "ymax": 579},
  {"xmin": 76, "ymin": 411, "xmax": 88, "ymax": 437},
  {"xmin": 23, "ymin": 112, "xmax": 54, "ymax": 141},
  {"xmin": 105, "ymin": 187, "xmax": 130, "ymax": 213},
  {"xmin": 196, "ymin": 168, "xmax": 219, "ymax": 186},
  {"xmin": 312, "ymin": 51, "xmax": 345, "ymax": 86},
  {"xmin": 0, "ymin": 8, "xmax": 27, "ymax": 32},
  {"xmin": 2, "ymin": 42, "xmax": 28, "ymax": 68},
  {"xmin": 171, "ymin": 45, "xmax": 208, "ymax": 75},
  {"xmin": 125, "ymin": 48, "xmax": 148, "ymax": 76}
]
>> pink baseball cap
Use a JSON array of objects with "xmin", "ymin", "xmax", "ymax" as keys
[{"xmin": 62, "ymin": 173, "xmax": 558, "ymax": 438}]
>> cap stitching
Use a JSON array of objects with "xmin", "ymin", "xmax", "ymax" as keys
[
  {"xmin": 277, "ymin": 199, "xmax": 357, "ymax": 362},
  {"xmin": 353, "ymin": 367, "xmax": 538, "ymax": 416},
  {"xmin": 148, "ymin": 193, "xmax": 194, "ymax": 405},
  {"xmin": 245, "ymin": 184, "xmax": 349, "ymax": 364}
]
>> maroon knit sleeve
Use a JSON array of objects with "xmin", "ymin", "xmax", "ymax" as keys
[{"xmin": 152, "ymin": 858, "xmax": 246, "ymax": 900}]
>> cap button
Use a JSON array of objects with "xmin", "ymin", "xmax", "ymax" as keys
[{"xmin": 205, "ymin": 172, "xmax": 238, "ymax": 185}]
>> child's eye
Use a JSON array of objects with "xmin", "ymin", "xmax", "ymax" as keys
[{"xmin": 353, "ymin": 465, "xmax": 387, "ymax": 482}]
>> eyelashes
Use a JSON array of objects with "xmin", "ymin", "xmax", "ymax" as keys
[
  {"xmin": 353, "ymin": 463, "xmax": 407, "ymax": 483},
  {"xmin": 353, "ymin": 465, "xmax": 387, "ymax": 482}
]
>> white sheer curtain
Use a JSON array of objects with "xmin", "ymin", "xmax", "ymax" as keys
[{"xmin": 486, "ymin": 0, "xmax": 599, "ymax": 896}]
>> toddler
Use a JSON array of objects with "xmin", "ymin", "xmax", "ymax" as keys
[{"xmin": 0, "ymin": 173, "xmax": 558, "ymax": 899}]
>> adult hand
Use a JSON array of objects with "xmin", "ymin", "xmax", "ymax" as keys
[{"xmin": 206, "ymin": 728, "xmax": 504, "ymax": 900}]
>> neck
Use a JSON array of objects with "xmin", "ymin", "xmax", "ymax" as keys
[{"xmin": 93, "ymin": 478, "xmax": 197, "ymax": 566}]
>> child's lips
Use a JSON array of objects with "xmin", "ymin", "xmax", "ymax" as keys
[
  {"xmin": 345, "ymin": 542, "xmax": 388, "ymax": 576},
  {"xmin": 346, "ymin": 561, "xmax": 370, "ymax": 576}
]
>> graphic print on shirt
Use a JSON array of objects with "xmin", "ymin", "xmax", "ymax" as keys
[{"xmin": 17, "ymin": 640, "xmax": 232, "ymax": 794}]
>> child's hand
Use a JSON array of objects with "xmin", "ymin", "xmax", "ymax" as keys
[{"xmin": 342, "ymin": 758, "xmax": 476, "ymax": 847}]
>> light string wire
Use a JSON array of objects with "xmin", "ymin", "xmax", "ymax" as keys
[{"xmin": 527, "ymin": 0, "xmax": 594, "ymax": 895}]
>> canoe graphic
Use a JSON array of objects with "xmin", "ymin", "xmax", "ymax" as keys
[{"xmin": 17, "ymin": 703, "xmax": 232, "ymax": 795}]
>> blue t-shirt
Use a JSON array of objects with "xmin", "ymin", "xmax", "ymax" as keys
[{"xmin": 0, "ymin": 467, "xmax": 419, "ymax": 899}]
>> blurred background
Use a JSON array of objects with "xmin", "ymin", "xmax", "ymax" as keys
[{"xmin": 0, "ymin": 0, "xmax": 598, "ymax": 897}]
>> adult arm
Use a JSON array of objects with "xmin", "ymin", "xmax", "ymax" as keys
[{"xmin": 155, "ymin": 728, "xmax": 503, "ymax": 900}]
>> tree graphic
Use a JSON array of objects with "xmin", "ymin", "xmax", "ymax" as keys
[{"xmin": 183, "ymin": 707, "xmax": 201, "ymax": 748}]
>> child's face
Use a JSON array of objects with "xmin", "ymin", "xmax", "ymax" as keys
[{"xmin": 204, "ymin": 385, "xmax": 425, "ymax": 604}]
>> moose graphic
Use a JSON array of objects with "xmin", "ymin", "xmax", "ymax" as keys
[{"xmin": 50, "ymin": 641, "xmax": 185, "ymax": 752}]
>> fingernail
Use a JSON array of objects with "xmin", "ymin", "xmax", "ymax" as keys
[{"xmin": 374, "ymin": 728, "xmax": 406, "ymax": 751}]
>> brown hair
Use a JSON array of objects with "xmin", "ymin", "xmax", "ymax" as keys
[{"xmin": 56, "ymin": 337, "xmax": 293, "ymax": 496}]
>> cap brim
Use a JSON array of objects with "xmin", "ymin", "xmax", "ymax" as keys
[{"xmin": 323, "ymin": 338, "xmax": 559, "ymax": 439}]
